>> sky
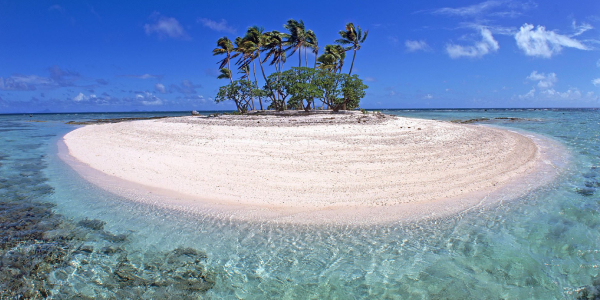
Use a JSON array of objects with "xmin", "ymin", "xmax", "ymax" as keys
[{"xmin": 0, "ymin": 0, "xmax": 599, "ymax": 113}]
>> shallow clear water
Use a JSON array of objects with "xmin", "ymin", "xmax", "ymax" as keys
[{"xmin": 1, "ymin": 109, "xmax": 599, "ymax": 299}]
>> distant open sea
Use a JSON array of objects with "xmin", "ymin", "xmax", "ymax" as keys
[{"xmin": 1, "ymin": 108, "xmax": 599, "ymax": 299}]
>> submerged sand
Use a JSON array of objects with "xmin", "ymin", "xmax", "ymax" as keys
[{"xmin": 61, "ymin": 113, "xmax": 563, "ymax": 224}]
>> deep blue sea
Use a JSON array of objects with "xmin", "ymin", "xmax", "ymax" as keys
[{"xmin": 1, "ymin": 109, "xmax": 599, "ymax": 299}]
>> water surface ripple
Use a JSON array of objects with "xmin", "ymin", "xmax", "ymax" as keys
[{"xmin": 1, "ymin": 109, "xmax": 599, "ymax": 299}]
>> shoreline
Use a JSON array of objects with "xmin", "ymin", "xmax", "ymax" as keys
[{"xmin": 60, "ymin": 113, "xmax": 568, "ymax": 225}]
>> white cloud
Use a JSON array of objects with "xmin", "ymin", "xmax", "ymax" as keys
[
  {"xmin": 423, "ymin": 94, "xmax": 433, "ymax": 99},
  {"xmin": 518, "ymin": 72, "xmax": 599, "ymax": 103},
  {"xmin": 405, "ymin": 40, "xmax": 431, "ymax": 52},
  {"xmin": 526, "ymin": 71, "xmax": 557, "ymax": 89},
  {"xmin": 388, "ymin": 36, "xmax": 400, "ymax": 46},
  {"xmin": 593, "ymin": 78, "xmax": 600, "ymax": 86},
  {"xmin": 572, "ymin": 20, "xmax": 593, "ymax": 37},
  {"xmin": 197, "ymin": 18, "xmax": 236, "ymax": 34},
  {"xmin": 73, "ymin": 93, "xmax": 86, "ymax": 102},
  {"xmin": 72, "ymin": 93, "xmax": 96, "ymax": 102},
  {"xmin": 120, "ymin": 74, "xmax": 162, "ymax": 80},
  {"xmin": 136, "ymin": 92, "xmax": 163, "ymax": 105},
  {"xmin": 144, "ymin": 15, "xmax": 188, "ymax": 40},
  {"xmin": 432, "ymin": 0, "xmax": 534, "ymax": 18},
  {"xmin": 518, "ymin": 87, "xmax": 535, "ymax": 99},
  {"xmin": 446, "ymin": 27, "xmax": 499, "ymax": 58},
  {"xmin": 433, "ymin": 0, "xmax": 504, "ymax": 17},
  {"xmin": 597, "ymin": 59, "xmax": 600, "ymax": 68},
  {"xmin": 514, "ymin": 24, "xmax": 589, "ymax": 58},
  {"xmin": 155, "ymin": 83, "xmax": 167, "ymax": 93}
]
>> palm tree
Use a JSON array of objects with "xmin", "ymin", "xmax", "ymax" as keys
[
  {"xmin": 233, "ymin": 36, "xmax": 256, "ymax": 110},
  {"xmin": 317, "ymin": 45, "xmax": 346, "ymax": 73},
  {"xmin": 244, "ymin": 25, "xmax": 280, "ymax": 110},
  {"xmin": 217, "ymin": 68, "xmax": 232, "ymax": 80},
  {"xmin": 335, "ymin": 23, "xmax": 368, "ymax": 75},
  {"xmin": 212, "ymin": 37, "xmax": 235, "ymax": 83},
  {"xmin": 283, "ymin": 19, "xmax": 307, "ymax": 68},
  {"xmin": 306, "ymin": 30, "xmax": 318, "ymax": 69},
  {"xmin": 263, "ymin": 31, "xmax": 287, "ymax": 74}
]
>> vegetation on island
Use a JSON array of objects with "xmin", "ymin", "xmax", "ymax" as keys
[{"xmin": 212, "ymin": 20, "xmax": 369, "ymax": 113}]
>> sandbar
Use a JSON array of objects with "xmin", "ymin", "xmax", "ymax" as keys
[{"xmin": 60, "ymin": 112, "xmax": 566, "ymax": 225}]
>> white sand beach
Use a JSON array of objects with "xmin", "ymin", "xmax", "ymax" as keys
[{"xmin": 61, "ymin": 113, "xmax": 560, "ymax": 224}]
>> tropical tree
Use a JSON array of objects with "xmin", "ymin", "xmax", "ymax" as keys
[
  {"xmin": 243, "ymin": 26, "xmax": 282, "ymax": 110},
  {"xmin": 283, "ymin": 19, "xmax": 307, "ymax": 68},
  {"xmin": 316, "ymin": 45, "xmax": 346, "ymax": 73},
  {"xmin": 306, "ymin": 30, "xmax": 318, "ymax": 69},
  {"xmin": 335, "ymin": 23, "xmax": 368, "ymax": 75},
  {"xmin": 263, "ymin": 31, "xmax": 287, "ymax": 74},
  {"xmin": 217, "ymin": 68, "xmax": 232, "ymax": 80},
  {"xmin": 212, "ymin": 37, "xmax": 235, "ymax": 83}
]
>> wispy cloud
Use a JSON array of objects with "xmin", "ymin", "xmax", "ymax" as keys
[
  {"xmin": 593, "ymin": 78, "xmax": 600, "ymax": 86},
  {"xmin": 364, "ymin": 77, "xmax": 377, "ymax": 82},
  {"xmin": 119, "ymin": 74, "xmax": 163, "ymax": 80},
  {"xmin": 387, "ymin": 36, "xmax": 400, "ymax": 46},
  {"xmin": 515, "ymin": 24, "xmax": 589, "ymax": 58},
  {"xmin": 144, "ymin": 13, "xmax": 189, "ymax": 40},
  {"xmin": 48, "ymin": 4, "xmax": 65, "ymax": 13},
  {"xmin": 169, "ymin": 80, "xmax": 202, "ymax": 94},
  {"xmin": 0, "ymin": 66, "xmax": 80, "ymax": 91},
  {"xmin": 571, "ymin": 20, "xmax": 593, "ymax": 37},
  {"xmin": 405, "ymin": 40, "xmax": 431, "ymax": 52},
  {"xmin": 431, "ymin": 0, "xmax": 534, "ymax": 18},
  {"xmin": 433, "ymin": 0, "xmax": 505, "ymax": 17},
  {"xmin": 197, "ymin": 18, "xmax": 236, "ymax": 34},
  {"xmin": 446, "ymin": 27, "xmax": 499, "ymax": 58}
]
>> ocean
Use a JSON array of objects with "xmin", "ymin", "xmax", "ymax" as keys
[{"xmin": 0, "ymin": 109, "xmax": 598, "ymax": 299}]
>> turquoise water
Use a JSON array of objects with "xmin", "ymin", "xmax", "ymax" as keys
[{"xmin": 1, "ymin": 109, "xmax": 599, "ymax": 299}]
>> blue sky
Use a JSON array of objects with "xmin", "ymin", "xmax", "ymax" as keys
[{"xmin": 0, "ymin": 0, "xmax": 598, "ymax": 113}]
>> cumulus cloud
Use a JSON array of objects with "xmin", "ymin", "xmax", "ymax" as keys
[
  {"xmin": 446, "ymin": 27, "xmax": 499, "ymax": 58},
  {"xmin": 405, "ymin": 40, "xmax": 431, "ymax": 52},
  {"xmin": 518, "ymin": 71, "xmax": 599, "ymax": 103},
  {"xmin": 144, "ymin": 13, "xmax": 188, "ymax": 40},
  {"xmin": 593, "ymin": 78, "xmax": 600, "ymax": 87},
  {"xmin": 514, "ymin": 24, "xmax": 589, "ymax": 58},
  {"xmin": 527, "ymin": 71, "xmax": 557, "ymax": 89},
  {"xmin": 136, "ymin": 92, "xmax": 163, "ymax": 105},
  {"xmin": 72, "ymin": 92, "xmax": 96, "ymax": 102},
  {"xmin": 155, "ymin": 83, "xmax": 167, "ymax": 93},
  {"xmin": 197, "ymin": 18, "xmax": 236, "ymax": 34}
]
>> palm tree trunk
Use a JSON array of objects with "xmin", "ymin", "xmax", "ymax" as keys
[
  {"xmin": 298, "ymin": 46, "xmax": 301, "ymax": 68},
  {"xmin": 304, "ymin": 47, "xmax": 307, "ymax": 68},
  {"xmin": 348, "ymin": 49, "xmax": 357, "ymax": 75},
  {"xmin": 226, "ymin": 52, "xmax": 233, "ymax": 84},
  {"xmin": 257, "ymin": 52, "xmax": 279, "ymax": 111},
  {"xmin": 252, "ymin": 59, "xmax": 262, "ymax": 110}
]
